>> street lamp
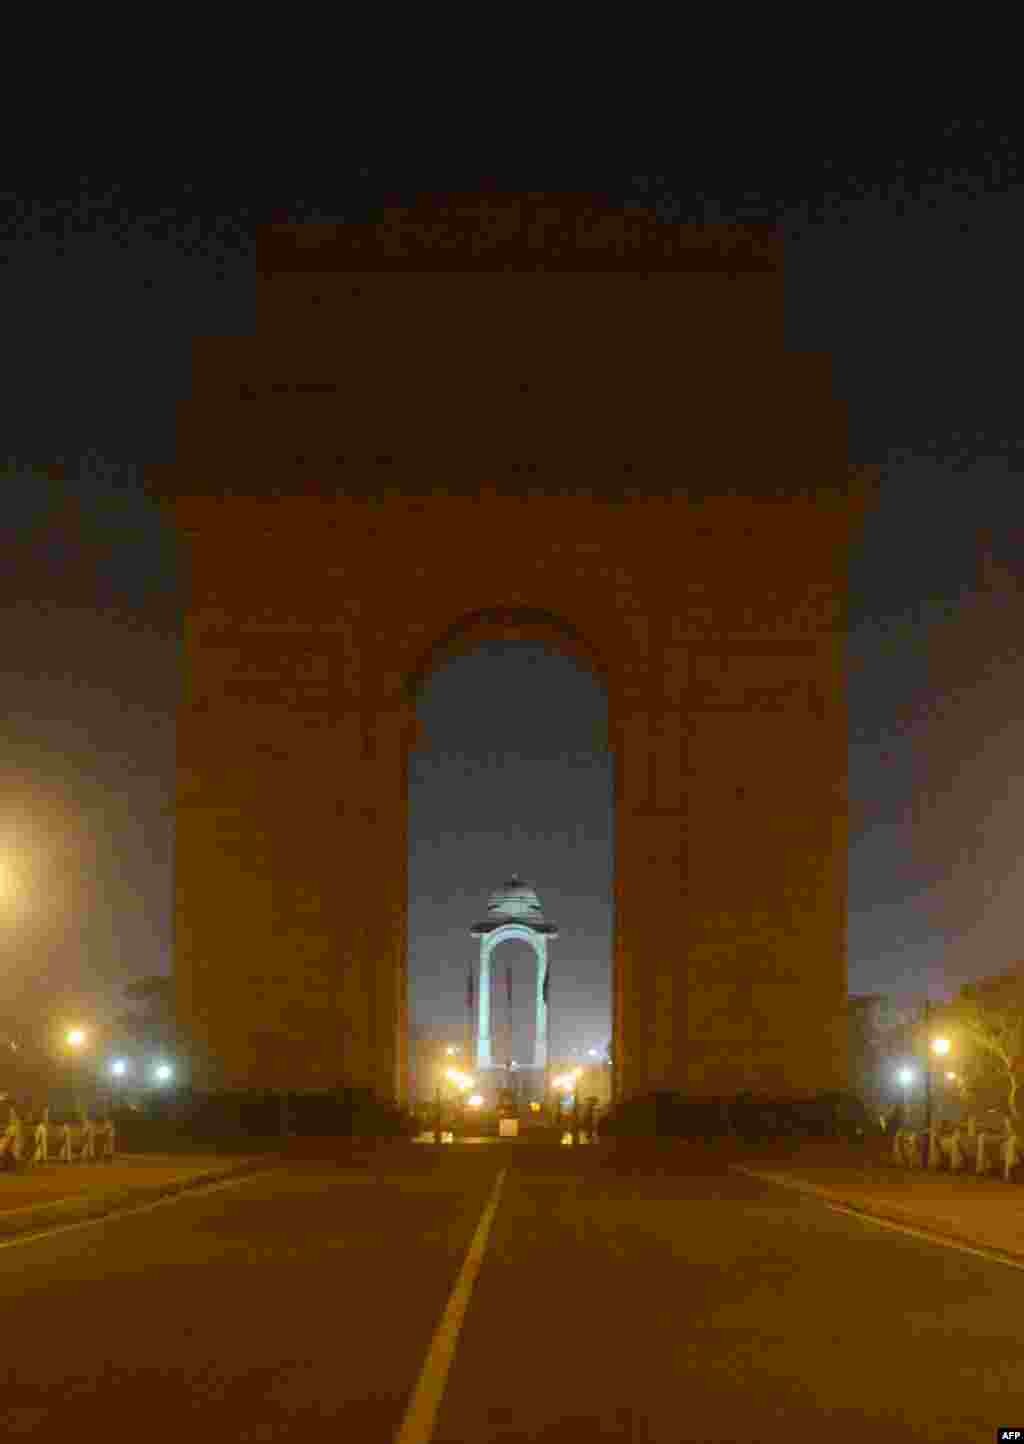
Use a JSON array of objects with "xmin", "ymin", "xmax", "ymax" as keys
[
  {"xmin": 439, "ymin": 1067, "xmax": 474, "ymax": 1140},
  {"xmin": 552, "ymin": 1068, "xmax": 583, "ymax": 1138},
  {"xmin": 66, "ymin": 1028, "xmax": 87, "ymax": 1117},
  {"xmin": 897, "ymin": 1066, "xmax": 915, "ymax": 1128},
  {"xmin": 109, "ymin": 1058, "xmax": 128, "ymax": 1113},
  {"xmin": 925, "ymin": 1035, "xmax": 952, "ymax": 1137},
  {"xmin": 572, "ymin": 1065, "xmax": 584, "ymax": 1139}
]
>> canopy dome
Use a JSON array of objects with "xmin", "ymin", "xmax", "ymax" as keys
[
  {"xmin": 471, "ymin": 874, "xmax": 558, "ymax": 936},
  {"xmin": 487, "ymin": 875, "xmax": 544, "ymax": 919}
]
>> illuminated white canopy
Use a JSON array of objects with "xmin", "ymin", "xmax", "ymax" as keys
[
  {"xmin": 472, "ymin": 874, "xmax": 558, "ymax": 937},
  {"xmin": 469, "ymin": 875, "xmax": 558, "ymax": 1071}
]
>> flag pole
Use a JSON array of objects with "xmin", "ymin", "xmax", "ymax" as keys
[
  {"xmin": 543, "ymin": 958, "xmax": 552, "ymax": 1121},
  {"xmin": 466, "ymin": 959, "xmax": 475, "ymax": 1075},
  {"xmin": 508, "ymin": 961, "xmax": 514, "ymax": 1068}
]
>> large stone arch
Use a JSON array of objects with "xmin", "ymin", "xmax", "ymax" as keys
[
  {"xmin": 407, "ymin": 605, "xmax": 611, "ymax": 705},
  {"xmin": 405, "ymin": 604, "xmax": 612, "ymax": 755},
  {"xmin": 474, "ymin": 924, "xmax": 549, "ymax": 1071},
  {"xmin": 150, "ymin": 192, "xmax": 874, "ymax": 1111}
]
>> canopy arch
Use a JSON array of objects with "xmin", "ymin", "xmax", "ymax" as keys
[{"xmin": 470, "ymin": 877, "xmax": 559, "ymax": 1075}]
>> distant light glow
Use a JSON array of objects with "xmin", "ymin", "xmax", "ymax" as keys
[
  {"xmin": 110, "ymin": 1059, "xmax": 128, "ymax": 1077},
  {"xmin": 931, "ymin": 1037, "xmax": 951, "ymax": 1056},
  {"xmin": 66, "ymin": 1028, "xmax": 86, "ymax": 1048},
  {"xmin": 153, "ymin": 1063, "xmax": 173, "ymax": 1082},
  {"xmin": 0, "ymin": 858, "xmax": 18, "ymax": 905},
  {"xmin": 897, "ymin": 1067, "xmax": 915, "ymax": 1087},
  {"xmin": 467, "ymin": 1094, "xmax": 483, "ymax": 1108}
]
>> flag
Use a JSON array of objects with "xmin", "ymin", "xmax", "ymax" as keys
[
  {"xmin": 542, "ymin": 962, "xmax": 550, "ymax": 1007},
  {"xmin": 506, "ymin": 963, "xmax": 512, "ymax": 1006},
  {"xmin": 466, "ymin": 963, "xmax": 474, "ymax": 1014}
]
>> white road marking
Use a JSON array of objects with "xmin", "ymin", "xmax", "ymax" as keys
[
  {"xmin": 0, "ymin": 1167, "xmax": 277, "ymax": 1253},
  {"xmin": 823, "ymin": 1200, "xmax": 1024, "ymax": 1272},
  {"xmin": 394, "ymin": 1167, "xmax": 508, "ymax": 1444},
  {"xmin": 733, "ymin": 1165, "xmax": 1024, "ymax": 1273}
]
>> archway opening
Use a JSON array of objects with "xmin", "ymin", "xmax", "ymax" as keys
[
  {"xmin": 406, "ymin": 633, "xmax": 613, "ymax": 1118},
  {"xmin": 480, "ymin": 934, "xmax": 544, "ymax": 1072}
]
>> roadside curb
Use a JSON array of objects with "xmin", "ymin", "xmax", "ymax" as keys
[
  {"xmin": 731, "ymin": 1164, "xmax": 1024, "ymax": 1266},
  {"xmin": 0, "ymin": 1155, "xmax": 281, "ymax": 1242}
]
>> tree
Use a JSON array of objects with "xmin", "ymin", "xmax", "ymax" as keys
[
  {"xmin": 0, "ymin": 1019, "xmax": 58, "ymax": 1103},
  {"xmin": 122, "ymin": 976, "xmax": 174, "ymax": 1010},
  {"xmin": 116, "ymin": 975, "xmax": 176, "ymax": 1056},
  {"xmin": 935, "ymin": 981, "xmax": 1024, "ymax": 1123},
  {"xmin": 848, "ymin": 995, "xmax": 917, "ymax": 1114},
  {"xmin": 848, "ymin": 997, "xmax": 889, "ymax": 1112}
]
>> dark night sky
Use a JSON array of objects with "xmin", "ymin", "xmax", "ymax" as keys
[{"xmin": 2, "ymin": 133, "xmax": 1022, "ymax": 1057}]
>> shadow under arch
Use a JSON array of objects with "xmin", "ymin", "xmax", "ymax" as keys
[{"xmin": 404, "ymin": 605, "xmax": 612, "ymax": 709}]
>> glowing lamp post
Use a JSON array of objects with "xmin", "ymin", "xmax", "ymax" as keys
[
  {"xmin": 436, "ymin": 1067, "xmax": 473, "ymax": 1143},
  {"xmin": 109, "ymin": 1058, "xmax": 128, "ymax": 1115},
  {"xmin": 571, "ymin": 1066, "xmax": 584, "ymax": 1139},
  {"xmin": 552, "ymin": 1068, "xmax": 582, "ymax": 1138},
  {"xmin": 66, "ymin": 1028, "xmax": 87, "ymax": 1118},
  {"xmin": 896, "ymin": 1066, "xmax": 915, "ymax": 1128},
  {"xmin": 925, "ymin": 1035, "xmax": 951, "ymax": 1138}
]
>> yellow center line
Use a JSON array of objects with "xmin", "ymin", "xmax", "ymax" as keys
[{"xmin": 394, "ymin": 1167, "xmax": 508, "ymax": 1444}]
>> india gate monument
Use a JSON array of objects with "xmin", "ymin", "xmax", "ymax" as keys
[{"xmin": 149, "ymin": 192, "xmax": 872, "ymax": 1112}]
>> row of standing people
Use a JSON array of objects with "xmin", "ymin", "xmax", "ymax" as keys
[{"xmin": 1, "ymin": 1107, "xmax": 116, "ymax": 1169}]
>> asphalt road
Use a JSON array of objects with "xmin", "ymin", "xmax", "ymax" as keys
[{"xmin": 0, "ymin": 1143, "xmax": 1020, "ymax": 1442}]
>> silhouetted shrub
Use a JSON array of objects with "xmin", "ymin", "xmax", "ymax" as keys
[
  {"xmin": 601, "ymin": 1089, "xmax": 879, "ymax": 1144},
  {"xmin": 109, "ymin": 1085, "xmax": 418, "ymax": 1152}
]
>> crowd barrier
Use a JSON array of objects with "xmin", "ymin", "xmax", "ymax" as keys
[
  {"xmin": 892, "ymin": 1124, "xmax": 1021, "ymax": 1182},
  {"xmin": 1, "ymin": 1114, "xmax": 116, "ymax": 1168}
]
